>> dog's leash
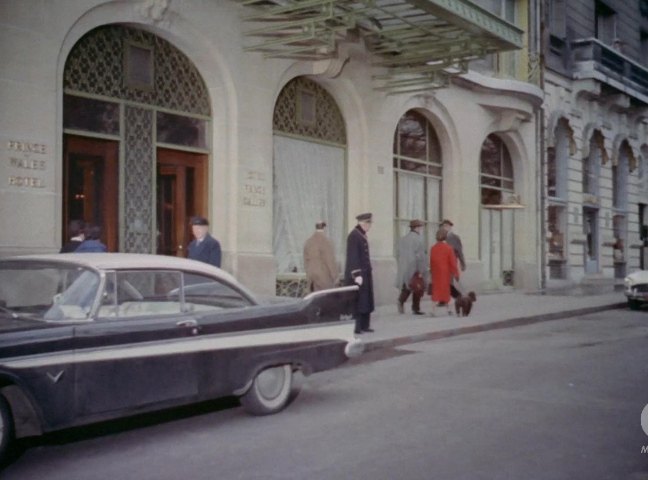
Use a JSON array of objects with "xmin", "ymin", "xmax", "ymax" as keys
[{"xmin": 453, "ymin": 277, "xmax": 466, "ymax": 296}]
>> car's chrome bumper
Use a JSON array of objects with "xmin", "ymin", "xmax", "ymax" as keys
[
  {"xmin": 344, "ymin": 338, "xmax": 364, "ymax": 358},
  {"xmin": 625, "ymin": 285, "xmax": 648, "ymax": 300}
]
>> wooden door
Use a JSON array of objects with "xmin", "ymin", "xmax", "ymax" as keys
[
  {"xmin": 156, "ymin": 149, "xmax": 207, "ymax": 257},
  {"xmin": 63, "ymin": 135, "xmax": 119, "ymax": 252}
]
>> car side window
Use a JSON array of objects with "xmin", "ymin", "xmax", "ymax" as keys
[
  {"xmin": 99, "ymin": 270, "xmax": 183, "ymax": 318},
  {"xmin": 181, "ymin": 273, "xmax": 253, "ymax": 310}
]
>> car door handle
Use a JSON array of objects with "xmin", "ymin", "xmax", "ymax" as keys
[{"xmin": 176, "ymin": 319, "xmax": 201, "ymax": 334}]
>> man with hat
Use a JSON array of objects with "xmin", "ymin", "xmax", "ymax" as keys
[
  {"xmin": 440, "ymin": 218, "xmax": 465, "ymax": 299},
  {"xmin": 187, "ymin": 216, "xmax": 222, "ymax": 268},
  {"xmin": 395, "ymin": 219, "xmax": 428, "ymax": 315},
  {"xmin": 344, "ymin": 213, "xmax": 375, "ymax": 334},
  {"xmin": 303, "ymin": 221, "xmax": 339, "ymax": 292}
]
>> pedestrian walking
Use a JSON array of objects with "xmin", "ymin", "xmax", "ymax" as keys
[
  {"xmin": 429, "ymin": 228, "xmax": 459, "ymax": 316},
  {"xmin": 187, "ymin": 216, "xmax": 222, "ymax": 268},
  {"xmin": 75, "ymin": 224, "xmax": 108, "ymax": 253},
  {"xmin": 395, "ymin": 219, "xmax": 427, "ymax": 315},
  {"xmin": 60, "ymin": 219, "xmax": 85, "ymax": 253},
  {"xmin": 303, "ymin": 221, "xmax": 339, "ymax": 292},
  {"xmin": 440, "ymin": 219, "xmax": 465, "ymax": 299},
  {"xmin": 344, "ymin": 213, "xmax": 375, "ymax": 334}
]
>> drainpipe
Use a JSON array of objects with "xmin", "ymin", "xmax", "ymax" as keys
[{"xmin": 537, "ymin": 0, "xmax": 547, "ymax": 290}]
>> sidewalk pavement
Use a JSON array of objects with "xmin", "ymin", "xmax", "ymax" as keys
[{"xmin": 360, "ymin": 287, "xmax": 628, "ymax": 352}]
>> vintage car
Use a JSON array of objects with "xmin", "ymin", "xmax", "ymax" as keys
[
  {"xmin": 0, "ymin": 253, "xmax": 361, "ymax": 460},
  {"xmin": 624, "ymin": 269, "xmax": 648, "ymax": 310}
]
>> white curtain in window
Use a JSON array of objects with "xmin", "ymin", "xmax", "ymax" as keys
[
  {"xmin": 398, "ymin": 173, "xmax": 424, "ymax": 219},
  {"xmin": 273, "ymin": 135, "xmax": 345, "ymax": 274}
]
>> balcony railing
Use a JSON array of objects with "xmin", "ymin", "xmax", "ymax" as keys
[{"xmin": 571, "ymin": 38, "xmax": 648, "ymax": 102}]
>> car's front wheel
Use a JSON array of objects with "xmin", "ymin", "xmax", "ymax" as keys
[
  {"xmin": 628, "ymin": 298, "xmax": 642, "ymax": 310},
  {"xmin": 240, "ymin": 365, "xmax": 294, "ymax": 415},
  {"xmin": 0, "ymin": 394, "xmax": 15, "ymax": 464}
]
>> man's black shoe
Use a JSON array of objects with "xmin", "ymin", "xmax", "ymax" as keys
[
  {"xmin": 362, "ymin": 328, "xmax": 375, "ymax": 333},
  {"xmin": 354, "ymin": 330, "xmax": 362, "ymax": 334},
  {"xmin": 412, "ymin": 310, "xmax": 425, "ymax": 315}
]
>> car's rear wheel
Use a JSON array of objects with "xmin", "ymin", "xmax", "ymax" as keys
[
  {"xmin": 628, "ymin": 298, "xmax": 642, "ymax": 310},
  {"xmin": 240, "ymin": 365, "xmax": 293, "ymax": 415},
  {"xmin": 0, "ymin": 394, "xmax": 14, "ymax": 464}
]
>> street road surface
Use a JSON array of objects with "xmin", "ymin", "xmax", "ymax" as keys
[{"xmin": 3, "ymin": 309, "xmax": 648, "ymax": 480}]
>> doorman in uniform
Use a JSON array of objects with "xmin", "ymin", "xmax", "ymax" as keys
[{"xmin": 344, "ymin": 213, "xmax": 375, "ymax": 334}]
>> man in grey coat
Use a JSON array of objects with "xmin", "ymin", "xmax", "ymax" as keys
[{"xmin": 395, "ymin": 219, "xmax": 428, "ymax": 315}]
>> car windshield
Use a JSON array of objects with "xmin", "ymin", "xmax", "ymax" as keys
[{"xmin": 0, "ymin": 262, "xmax": 100, "ymax": 321}]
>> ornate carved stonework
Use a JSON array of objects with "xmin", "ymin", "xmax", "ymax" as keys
[{"xmin": 137, "ymin": 0, "xmax": 170, "ymax": 25}]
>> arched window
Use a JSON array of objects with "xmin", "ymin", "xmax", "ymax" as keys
[
  {"xmin": 641, "ymin": 145, "xmax": 648, "ymax": 194},
  {"xmin": 583, "ymin": 130, "xmax": 604, "ymax": 197},
  {"xmin": 272, "ymin": 77, "xmax": 346, "ymax": 282},
  {"xmin": 546, "ymin": 118, "xmax": 571, "ymax": 276},
  {"xmin": 480, "ymin": 134, "xmax": 514, "ymax": 205},
  {"xmin": 393, "ymin": 110, "xmax": 442, "ymax": 247},
  {"xmin": 479, "ymin": 134, "xmax": 515, "ymax": 286},
  {"xmin": 612, "ymin": 141, "xmax": 630, "ymax": 211},
  {"xmin": 612, "ymin": 140, "xmax": 632, "ymax": 278},
  {"xmin": 547, "ymin": 118, "xmax": 570, "ymax": 199}
]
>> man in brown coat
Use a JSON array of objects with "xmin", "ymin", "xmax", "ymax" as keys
[{"xmin": 303, "ymin": 221, "xmax": 339, "ymax": 291}]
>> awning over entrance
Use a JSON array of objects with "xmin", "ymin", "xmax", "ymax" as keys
[{"xmin": 238, "ymin": 0, "xmax": 524, "ymax": 93}]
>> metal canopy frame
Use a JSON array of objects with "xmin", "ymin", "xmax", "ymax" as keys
[{"xmin": 237, "ymin": 0, "xmax": 523, "ymax": 93}]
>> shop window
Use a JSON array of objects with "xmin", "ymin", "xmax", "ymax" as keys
[
  {"xmin": 393, "ymin": 110, "xmax": 443, "ymax": 248},
  {"xmin": 547, "ymin": 205, "xmax": 567, "ymax": 279},
  {"xmin": 547, "ymin": 206, "xmax": 566, "ymax": 261}
]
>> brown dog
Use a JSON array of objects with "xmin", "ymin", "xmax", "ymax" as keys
[{"xmin": 454, "ymin": 291, "xmax": 477, "ymax": 317}]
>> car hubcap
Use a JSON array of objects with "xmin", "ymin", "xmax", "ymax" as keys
[{"xmin": 256, "ymin": 366, "xmax": 287, "ymax": 400}]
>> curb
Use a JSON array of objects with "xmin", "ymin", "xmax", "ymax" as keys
[{"xmin": 362, "ymin": 302, "xmax": 627, "ymax": 353}]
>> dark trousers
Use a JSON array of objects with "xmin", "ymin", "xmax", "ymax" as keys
[
  {"xmin": 450, "ymin": 283, "xmax": 461, "ymax": 299},
  {"xmin": 354, "ymin": 313, "xmax": 371, "ymax": 332},
  {"xmin": 398, "ymin": 284, "xmax": 422, "ymax": 312}
]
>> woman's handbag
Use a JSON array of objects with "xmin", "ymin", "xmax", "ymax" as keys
[{"xmin": 409, "ymin": 273, "xmax": 425, "ymax": 296}]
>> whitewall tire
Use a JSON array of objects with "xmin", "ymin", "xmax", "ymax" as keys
[{"xmin": 240, "ymin": 365, "xmax": 294, "ymax": 416}]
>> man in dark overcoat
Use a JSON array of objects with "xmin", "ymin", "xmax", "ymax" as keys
[
  {"xmin": 344, "ymin": 212, "xmax": 375, "ymax": 334},
  {"xmin": 187, "ymin": 216, "xmax": 222, "ymax": 268}
]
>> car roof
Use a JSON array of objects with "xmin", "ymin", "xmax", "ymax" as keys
[{"xmin": 1, "ymin": 253, "xmax": 246, "ymax": 290}]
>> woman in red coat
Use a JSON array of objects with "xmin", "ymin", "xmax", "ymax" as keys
[{"xmin": 429, "ymin": 228, "xmax": 459, "ymax": 316}]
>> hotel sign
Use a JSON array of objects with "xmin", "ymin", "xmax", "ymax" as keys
[
  {"xmin": 5, "ymin": 140, "xmax": 48, "ymax": 189},
  {"xmin": 241, "ymin": 168, "xmax": 268, "ymax": 208}
]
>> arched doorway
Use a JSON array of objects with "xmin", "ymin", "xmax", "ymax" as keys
[
  {"xmin": 272, "ymin": 77, "xmax": 346, "ymax": 296},
  {"xmin": 62, "ymin": 25, "xmax": 211, "ymax": 254},
  {"xmin": 480, "ymin": 134, "xmax": 515, "ymax": 287}
]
